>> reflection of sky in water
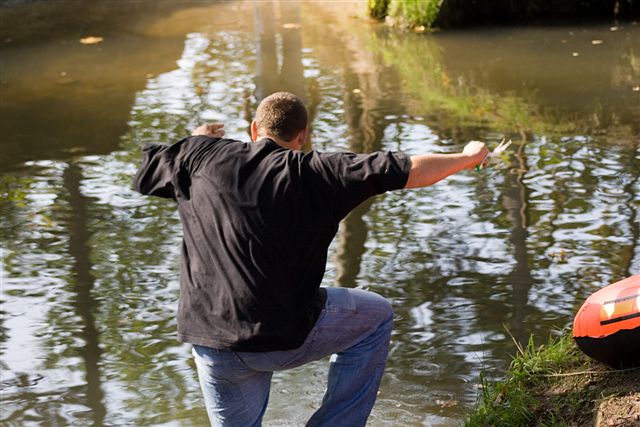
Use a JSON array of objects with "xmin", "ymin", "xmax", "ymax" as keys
[{"xmin": 410, "ymin": 301, "xmax": 435, "ymax": 342}]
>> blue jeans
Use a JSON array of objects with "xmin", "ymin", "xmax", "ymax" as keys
[{"xmin": 192, "ymin": 287, "xmax": 393, "ymax": 427}]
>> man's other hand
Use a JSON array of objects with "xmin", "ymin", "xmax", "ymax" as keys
[{"xmin": 192, "ymin": 123, "xmax": 225, "ymax": 138}]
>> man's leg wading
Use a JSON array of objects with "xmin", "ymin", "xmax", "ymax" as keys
[
  {"xmin": 192, "ymin": 346, "xmax": 273, "ymax": 427},
  {"xmin": 192, "ymin": 287, "xmax": 393, "ymax": 427}
]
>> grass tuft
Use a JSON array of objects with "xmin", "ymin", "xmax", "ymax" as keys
[
  {"xmin": 464, "ymin": 332, "xmax": 637, "ymax": 427},
  {"xmin": 465, "ymin": 335, "xmax": 592, "ymax": 427}
]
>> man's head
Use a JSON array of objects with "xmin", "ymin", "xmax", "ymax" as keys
[{"xmin": 251, "ymin": 92, "xmax": 308, "ymax": 150}]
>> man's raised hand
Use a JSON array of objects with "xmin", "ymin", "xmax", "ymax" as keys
[
  {"xmin": 192, "ymin": 123, "xmax": 225, "ymax": 138},
  {"xmin": 462, "ymin": 140, "xmax": 490, "ymax": 170}
]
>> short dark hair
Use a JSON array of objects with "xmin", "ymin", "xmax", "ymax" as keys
[{"xmin": 255, "ymin": 92, "xmax": 308, "ymax": 141}]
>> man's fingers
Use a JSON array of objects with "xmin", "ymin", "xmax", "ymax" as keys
[
  {"xmin": 196, "ymin": 123, "xmax": 224, "ymax": 130},
  {"xmin": 206, "ymin": 123, "xmax": 224, "ymax": 129},
  {"xmin": 192, "ymin": 123, "xmax": 225, "ymax": 137},
  {"xmin": 208, "ymin": 124, "xmax": 225, "ymax": 137}
]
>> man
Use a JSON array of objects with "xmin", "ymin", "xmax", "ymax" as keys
[{"xmin": 133, "ymin": 92, "xmax": 488, "ymax": 426}]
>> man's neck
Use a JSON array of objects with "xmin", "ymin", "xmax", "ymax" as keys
[{"xmin": 258, "ymin": 135, "xmax": 300, "ymax": 151}]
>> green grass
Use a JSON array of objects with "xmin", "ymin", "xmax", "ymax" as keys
[
  {"xmin": 466, "ymin": 332, "xmax": 639, "ymax": 427},
  {"xmin": 466, "ymin": 334, "xmax": 579, "ymax": 427}
]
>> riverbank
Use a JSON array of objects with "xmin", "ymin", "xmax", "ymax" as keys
[
  {"xmin": 466, "ymin": 332, "xmax": 640, "ymax": 426},
  {"xmin": 367, "ymin": 0, "xmax": 640, "ymax": 30}
]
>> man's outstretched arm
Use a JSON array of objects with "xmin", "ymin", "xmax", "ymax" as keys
[{"xmin": 405, "ymin": 141, "xmax": 489, "ymax": 189}]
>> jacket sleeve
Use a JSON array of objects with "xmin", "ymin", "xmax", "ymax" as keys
[
  {"xmin": 307, "ymin": 150, "xmax": 411, "ymax": 220},
  {"xmin": 132, "ymin": 142, "xmax": 179, "ymax": 199}
]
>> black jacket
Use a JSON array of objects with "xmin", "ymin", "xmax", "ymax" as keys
[{"xmin": 133, "ymin": 136, "xmax": 410, "ymax": 351}]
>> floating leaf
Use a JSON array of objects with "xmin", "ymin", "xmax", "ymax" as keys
[
  {"xmin": 80, "ymin": 36, "xmax": 103, "ymax": 45},
  {"xmin": 436, "ymin": 398, "xmax": 458, "ymax": 408},
  {"xmin": 591, "ymin": 39, "xmax": 603, "ymax": 45}
]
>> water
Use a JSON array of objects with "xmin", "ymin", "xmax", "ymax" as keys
[{"xmin": 1, "ymin": 1, "xmax": 639, "ymax": 425}]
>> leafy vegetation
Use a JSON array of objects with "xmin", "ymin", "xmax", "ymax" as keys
[
  {"xmin": 388, "ymin": 0, "xmax": 443, "ymax": 29},
  {"xmin": 368, "ymin": 0, "xmax": 640, "ymax": 29},
  {"xmin": 368, "ymin": 0, "xmax": 390, "ymax": 20}
]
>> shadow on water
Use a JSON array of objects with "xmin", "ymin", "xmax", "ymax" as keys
[{"xmin": 0, "ymin": 1, "xmax": 245, "ymax": 170}]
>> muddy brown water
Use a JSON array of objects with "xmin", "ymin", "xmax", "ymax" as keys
[{"xmin": 1, "ymin": 1, "xmax": 639, "ymax": 425}]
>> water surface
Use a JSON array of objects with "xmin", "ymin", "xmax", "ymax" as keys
[{"xmin": 1, "ymin": 1, "xmax": 639, "ymax": 426}]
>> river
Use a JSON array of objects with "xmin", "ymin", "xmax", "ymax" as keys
[{"xmin": 1, "ymin": 1, "xmax": 638, "ymax": 425}]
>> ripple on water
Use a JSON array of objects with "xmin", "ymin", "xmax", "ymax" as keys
[{"xmin": 410, "ymin": 359, "xmax": 441, "ymax": 376}]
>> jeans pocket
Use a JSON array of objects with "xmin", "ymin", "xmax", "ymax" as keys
[{"xmin": 193, "ymin": 345, "xmax": 249, "ymax": 377}]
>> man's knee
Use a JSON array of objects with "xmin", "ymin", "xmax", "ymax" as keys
[
  {"xmin": 351, "ymin": 288, "xmax": 394, "ymax": 326},
  {"xmin": 374, "ymin": 293, "xmax": 394, "ymax": 326}
]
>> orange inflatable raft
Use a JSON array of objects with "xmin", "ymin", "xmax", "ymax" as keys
[{"xmin": 573, "ymin": 275, "xmax": 640, "ymax": 369}]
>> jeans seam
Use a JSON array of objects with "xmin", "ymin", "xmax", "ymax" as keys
[
  {"xmin": 233, "ymin": 351, "xmax": 252, "ymax": 370},
  {"xmin": 194, "ymin": 344, "xmax": 253, "ymax": 372},
  {"xmin": 280, "ymin": 309, "xmax": 327, "ymax": 369}
]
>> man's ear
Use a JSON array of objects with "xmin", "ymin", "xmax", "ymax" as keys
[
  {"xmin": 295, "ymin": 127, "xmax": 308, "ymax": 149},
  {"xmin": 250, "ymin": 121, "xmax": 258, "ymax": 142}
]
